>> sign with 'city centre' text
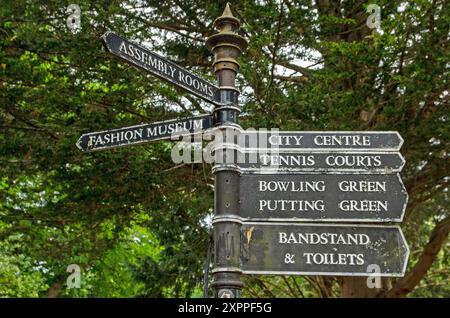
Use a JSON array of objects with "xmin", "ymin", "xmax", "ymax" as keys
[{"xmin": 237, "ymin": 131, "xmax": 403, "ymax": 151}]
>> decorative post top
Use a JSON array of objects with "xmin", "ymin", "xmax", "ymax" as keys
[
  {"xmin": 206, "ymin": 3, "xmax": 247, "ymax": 76},
  {"xmin": 213, "ymin": 3, "xmax": 240, "ymax": 31}
]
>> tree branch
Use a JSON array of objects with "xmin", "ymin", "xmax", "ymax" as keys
[
  {"xmin": 276, "ymin": 60, "xmax": 312, "ymax": 76},
  {"xmin": 274, "ymin": 74, "xmax": 308, "ymax": 83},
  {"xmin": 382, "ymin": 214, "xmax": 450, "ymax": 297}
]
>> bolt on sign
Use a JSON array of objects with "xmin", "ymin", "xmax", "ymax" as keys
[{"xmin": 241, "ymin": 223, "xmax": 409, "ymax": 277}]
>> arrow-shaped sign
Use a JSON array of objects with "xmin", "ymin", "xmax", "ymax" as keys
[
  {"xmin": 224, "ymin": 151, "xmax": 406, "ymax": 173},
  {"xmin": 239, "ymin": 173, "xmax": 408, "ymax": 222},
  {"xmin": 102, "ymin": 31, "xmax": 220, "ymax": 105},
  {"xmin": 226, "ymin": 131, "xmax": 404, "ymax": 151},
  {"xmin": 76, "ymin": 114, "xmax": 213, "ymax": 152},
  {"xmin": 241, "ymin": 223, "xmax": 409, "ymax": 277}
]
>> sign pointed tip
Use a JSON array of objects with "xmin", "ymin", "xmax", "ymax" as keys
[
  {"xmin": 399, "ymin": 153, "xmax": 406, "ymax": 170},
  {"xmin": 397, "ymin": 132, "xmax": 404, "ymax": 150},
  {"xmin": 100, "ymin": 31, "xmax": 114, "ymax": 50},
  {"xmin": 103, "ymin": 30, "xmax": 114, "ymax": 37},
  {"xmin": 76, "ymin": 136, "xmax": 84, "ymax": 151},
  {"xmin": 101, "ymin": 31, "xmax": 110, "ymax": 41}
]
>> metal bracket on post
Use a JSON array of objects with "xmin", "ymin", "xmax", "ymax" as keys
[
  {"xmin": 213, "ymin": 88, "xmax": 240, "ymax": 126},
  {"xmin": 206, "ymin": 3, "xmax": 247, "ymax": 298}
]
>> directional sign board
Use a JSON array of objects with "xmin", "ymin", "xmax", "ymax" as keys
[
  {"xmin": 235, "ymin": 151, "xmax": 405, "ymax": 173},
  {"xmin": 235, "ymin": 131, "xmax": 403, "ymax": 151},
  {"xmin": 76, "ymin": 114, "xmax": 212, "ymax": 152},
  {"xmin": 241, "ymin": 223, "xmax": 409, "ymax": 276},
  {"xmin": 102, "ymin": 31, "xmax": 220, "ymax": 105},
  {"xmin": 239, "ymin": 173, "xmax": 407, "ymax": 222}
]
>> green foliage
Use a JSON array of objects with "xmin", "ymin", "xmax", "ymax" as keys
[
  {"xmin": 0, "ymin": 239, "xmax": 49, "ymax": 297},
  {"xmin": 0, "ymin": 0, "xmax": 448, "ymax": 298}
]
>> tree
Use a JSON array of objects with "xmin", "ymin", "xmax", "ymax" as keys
[{"xmin": 0, "ymin": 0, "xmax": 448, "ymax": 297}]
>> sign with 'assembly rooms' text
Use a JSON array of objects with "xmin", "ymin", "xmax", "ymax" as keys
[{"xmin": 102, "ymin": 31, "xmax": 220, "ymax": 105}]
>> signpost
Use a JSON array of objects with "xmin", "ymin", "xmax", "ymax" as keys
[
  {"xmin": 241, "ymin": 222, "xmax": 409, "ymax": 277},
  {"xmin": 76, "ymin": 114, "xmax": 212, "ymax": 152},
  {"xmin": 239, "ymin": 173, "xmax": 408, "ymax": 222},
  {"xmin": 77, "ymin": 4, "xmax": 409, "ymax": 298},
  {"xmin": 102, "ymin": 31, "xmax": 220, "ymax": 105}
]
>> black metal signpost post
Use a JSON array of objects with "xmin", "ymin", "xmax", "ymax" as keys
[
  {"xmin": 77, "ymin": 4, "xmax": 409, "ymax": 298},
  {"xmin": 77, "ymin": 4, "xmax": 249, "ymax": 299},
  {"xmin": 206, "ymin": 4, "xmax": 247, "ymax": 298}
]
